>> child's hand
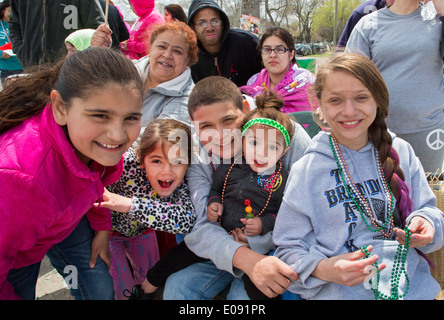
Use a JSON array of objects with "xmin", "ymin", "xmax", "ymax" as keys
[
  {"xmin": 231, "ymin": 227, "xmax": 250, "ymax": 247},
  {"xmin": 89, "ymin": 230, "xmax": 111, "ymax": 269},
  {"xmin": 240, "ymin": 217, "xmax": 263, "ymax": 236},
  {"xmin": 207, "ymin": 202, "xmax": 223, "ymax": 222},
  {"xmin": 95, "ymin": 188, "xmax": 132, "ymax": 213},
  {"xmin": 120, "ymin": 40, "xmax": 128, "ymax": 50},
  {"xmin": 395, "ymin": 216, "xmax": 435, "ymax": 248}
]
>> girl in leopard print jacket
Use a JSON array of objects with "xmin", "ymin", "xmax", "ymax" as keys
[{"xmin": 99, "ymin": 119, "xmax": 195, "ymax": 299}]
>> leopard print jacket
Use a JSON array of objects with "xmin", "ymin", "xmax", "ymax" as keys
[{"xmin": 107, "ymin": 148, "xmax": 196, "ymax": 237}]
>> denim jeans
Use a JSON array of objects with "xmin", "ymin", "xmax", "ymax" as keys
[
  {"xmin": 163, "ymin": 257, "xmax": 303, "ymax": 301},
  {"xmin": 7, "ymin": 216, "xmax": 114, "ymax": 300},
  {"xmin": 163, "ymin": 260, "xmax": 250, "ymax": 300}
]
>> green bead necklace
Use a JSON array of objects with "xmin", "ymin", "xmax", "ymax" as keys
[
  {"xmin": 329, "ymin": 133, "xmax": 411, "ymax": 300},
  {"xmin": 329, "ymin": 133, "xmax": 395, "ymax": 237},
  {"xmin": 360, "ymin": 228, "xmax": 411, "ymax": 300}
]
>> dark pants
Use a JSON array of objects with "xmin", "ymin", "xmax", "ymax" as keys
[{"xmin": 7, "ymin": 216, "xmax": 114, "ymax": 300}]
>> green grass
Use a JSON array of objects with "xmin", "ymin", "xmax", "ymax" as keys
[{"xmin": 307, "ymin": 51, "xmax": 333, "ymax": 58}]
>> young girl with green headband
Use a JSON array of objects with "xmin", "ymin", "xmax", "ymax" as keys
[{"xmin": 206, "ymin": 90, "xmax": 294, "ymax": 299}]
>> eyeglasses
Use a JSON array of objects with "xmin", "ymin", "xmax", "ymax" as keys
[
  {"xmin": 194, "ymin": 19, "xmax": 222, "ymax": 29},
  {"xmin": 260, "ymin": 46, "xmax": 290, "ymax": 55}
]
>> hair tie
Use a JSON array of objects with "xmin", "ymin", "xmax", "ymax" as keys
[{"xmin": 242, "ymin": 118, "xmax": 290, "ymax": 147}]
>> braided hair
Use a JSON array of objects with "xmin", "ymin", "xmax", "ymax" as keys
[{"xmin": 313, "ymin": 53, "xmax": 413, "ymax": 226}]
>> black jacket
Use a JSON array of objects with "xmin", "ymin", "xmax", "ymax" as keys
[
  {"xmin": 208, "ymin": 159, "xmax": 288, "ymax": 234},
  {"xmin": 9, "ymin": 0, "xmax": 104, "ymax": 68},
  {"xmin": 187, "ymin": 0, "xmax": 262, "ymax": 86}
]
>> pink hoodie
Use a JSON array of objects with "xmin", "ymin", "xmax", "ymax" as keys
[
  {"xmin": 0, "ymin": 105, "xmax": 123, "ymax": 300},
  {"xmin": 124, "ymin": 0, "xmax": 164, "ymax": 60}
]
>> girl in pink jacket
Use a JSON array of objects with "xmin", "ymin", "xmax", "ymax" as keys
[
  {"xmin": 121, "ymin": 0, "xmax": 165, "ymax": 60},
  {"xmin": 0, "ymin": 47, "xmax": 143, "ymax": 300}
]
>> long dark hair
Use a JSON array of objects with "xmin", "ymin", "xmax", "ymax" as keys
[
  {"xmin": 0, "ymin": 47, "xmax": 143, "ymax": 134},
  {"xmin": 0, "ymin": 0, "xmax": 9, "ymax": 20},
  {"xmin": 165, "ymin": 4, "xmax": 187, "ymax": 23}
]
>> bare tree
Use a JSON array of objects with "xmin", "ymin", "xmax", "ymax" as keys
[
  {"xmin": 242, "ymin": 0, "xmax": 261, "ymax": 20},
  {"xmin": 292, "ymin": 0, "xmax": 325, "ymax": 42},
  {"xmin": 263, "ymin": 0, "xmax": 292, "ymax": 28}
]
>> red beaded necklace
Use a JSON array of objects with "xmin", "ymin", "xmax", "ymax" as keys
[{"xmin": 218, "ymin": 159, "xmax": 282, "ymax": 233}]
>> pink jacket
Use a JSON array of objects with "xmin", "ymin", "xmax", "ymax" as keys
[
  {"xmin": 0, "ymin": 105, "xmax": 123, "ymax": 300},
  {"xmin": 239, "ymin": 63, "xmax": 316, "ymax": 113},
  {"xmin": 124, "ymin": 0, "xmax": 164, "ymax": 60}
]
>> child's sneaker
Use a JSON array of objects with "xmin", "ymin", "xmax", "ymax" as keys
[{"xmin": 123, "ymin": 285, "xmax": 155, "ymax": 300}]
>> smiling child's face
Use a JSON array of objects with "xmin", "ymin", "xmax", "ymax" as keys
[
  {"xmin": 242, "ymin": 125, "xmax": 286, "ymax": 173},
  {"xmin": 142, "ymin": 141, "xmax": 188, "ymax": 197},
  {"xmin": 191, "ymin": 101, "xmax": 244, "ymax": 160}
]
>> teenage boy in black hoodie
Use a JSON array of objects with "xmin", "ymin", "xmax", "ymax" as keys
[{"xmin": 187, "ymin": 0, "xmax": 262, "ymax": 87}]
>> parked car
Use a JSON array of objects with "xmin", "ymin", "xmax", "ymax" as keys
[
  {"xmin": 295, "ymin": 43, "xmax": 312, "ymax": 56},
  {"xmin": 311, "ymin": 42, "xmax": 327, "ymax": 54}
]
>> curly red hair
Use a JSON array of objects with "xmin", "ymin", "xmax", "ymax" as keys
[{"xmin": 147, "ymin": 21, "xmax": 198, "ymax": 66}]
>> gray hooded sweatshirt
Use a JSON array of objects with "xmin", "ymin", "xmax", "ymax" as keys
[
  {"xmin": 273, "ymin": 131, "xmax": 444, "ymax": 300},
  {"xmin": 134, "ymin": 56, "xmax": 194, "ymax": 127}
]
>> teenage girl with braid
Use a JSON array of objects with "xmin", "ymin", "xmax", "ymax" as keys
[{"xmin": 273, "ymin": 53, "xmax": 444, "ymax": 300}]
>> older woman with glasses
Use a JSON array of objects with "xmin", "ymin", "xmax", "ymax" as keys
[{"xmin": 240, "ymin": 27, "xmax": 315, "ymax": 113}]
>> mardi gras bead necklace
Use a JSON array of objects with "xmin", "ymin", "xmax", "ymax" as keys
[
  {"xmin": 328, "ymin": 133, "xmax": 411, "ymax": 300},
  {"xmin": 219, "ymin": 160, "xmax": 282, "ymax": 233},
  {"xmin": 208, "ymin": 151, "xmax": 216, "ymax": 173},
  {"xmin": 329, "ymin": 133, "xmax": 395, "ymax": 237},
  {"xmin": 361, "ymin": 228, "xmax": 411, "ymax": 300}
]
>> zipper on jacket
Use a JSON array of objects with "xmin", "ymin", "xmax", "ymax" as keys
[{"xmin": 214, "ymin": 56, "xmax": 221, "ymax": 76}]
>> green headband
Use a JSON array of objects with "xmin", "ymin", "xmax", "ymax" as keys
[{"xmin": 242, "ymin": 118, "xmax": 291, "ymax": 148}]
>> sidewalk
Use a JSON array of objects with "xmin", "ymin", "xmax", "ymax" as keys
[{"xmin": 36, "ymin": 256, "xmax": 73, "ymax": 300}]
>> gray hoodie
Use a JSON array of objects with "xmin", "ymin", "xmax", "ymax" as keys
[{"xmin": 273, "ymin": 131, "xmax": 444, "ymax": 300}]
